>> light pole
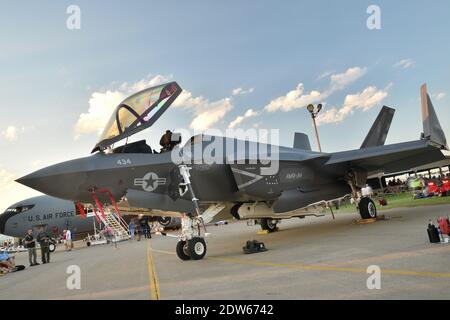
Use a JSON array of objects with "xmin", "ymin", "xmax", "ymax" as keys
[{"xmin": 307, "ymin": 103, "xmax": 323, "ymax": 152}]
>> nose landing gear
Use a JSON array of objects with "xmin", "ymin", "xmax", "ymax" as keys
[
  {"xmin": 175, "ymin": 165, "xmax": 209, "ymax": 261},
  {"xmin": 176, "ymin": 240, "xmax": 190, "ymax": 261},
  {"xmin": 176, "ymin": 237, "xmax": 207, "ymax": 261},
  {"xmin": 187, "ymin": 237, "xmax": 207, "ymax": 260},
  {"xmin": 175, "ymin": 213, "xmax": 208, "ymax": 261}
]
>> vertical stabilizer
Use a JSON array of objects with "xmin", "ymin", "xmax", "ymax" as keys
[
  {"xmin": 421, "ymin": 83, "xmax": 448, "ymax": 149},
  {"xmin": 293, "ymin": 132, "xmax": 312, "ymax": 151},
  {"xmin": 360, "ymin": 106, "xmax": 395, "ymax": 149}
]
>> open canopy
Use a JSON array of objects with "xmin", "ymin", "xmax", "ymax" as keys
[{"xmin": 92, "ymin": 82, "xmax": 182, "ymax": 152}]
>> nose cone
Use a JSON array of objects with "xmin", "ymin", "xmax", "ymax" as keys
[{"xmin": 16, "ymin": 158, "xmax": 90, "ymax": 200}]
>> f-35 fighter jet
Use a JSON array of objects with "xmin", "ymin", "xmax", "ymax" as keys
[{"xmin": 17, "ymin": 82, "xmax": 448, "ymax": 260}]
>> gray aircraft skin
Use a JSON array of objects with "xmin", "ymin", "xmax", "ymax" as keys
[
  {"xmin": 0, "ymin": 195, "xmax": 181, "ymax": 240},
  {"xmin": 0, "ymin": 195, "xmax": 95, "ymax": 240},
  {"xmin": 16, "ymin": 82, "xmax": 448, "ymax": 260}
]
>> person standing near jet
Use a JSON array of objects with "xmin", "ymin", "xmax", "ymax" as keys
[
  {"xmin": 128, "ymin": 219, "xmax": 135, "ymax": 240},
  {"xmin": 145, "ymin": 221, "xmax": 151, "ymax": 239},
  {"xmin": 65, "ymin": 229, "xmax": 72, "ymax": 252},
  {"xmin": 36, "ymin": 227, "xmax": 52, "ymax": 264},
  {"xmin": 23, "ymin": 229, "xmax": 39, "ymax": 267},
  {"xmin": 139, "ymin": 216, "xmax": 151, "ymax": 239}
]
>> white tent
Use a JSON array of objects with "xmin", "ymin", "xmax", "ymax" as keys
[{"xmin": 0, "ymin": 234, "xmax": 14, "ymax": 243}]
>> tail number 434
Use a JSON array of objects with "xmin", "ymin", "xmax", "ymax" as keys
[{"xmin": 117, "ymin": 158, "xmax": 132, "ymax": 166}]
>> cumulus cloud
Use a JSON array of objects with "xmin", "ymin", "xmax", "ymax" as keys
[
  {"xmin": 74, "ymin": 74, "xmax": 238, "ymax": 137},
  {"xmin": 393, "ymin": 59, "xmax": 414, "ymax": 69},
  {"xmin": 317, "ymin": 70, "xmax": 334, "ymax": 80},
  {"xmin": 1, "ymin": 126, "xmax": 18, "ymax": 141},
  {"xmin": 170, "ymin": 87, "xmax": 235, "ymax": 130},
  {"xmin": 74, "ymin": 75, "xmax": 171, "ymax": 139},
  {"xmin": 232, "ymin": 87, "xmax": 255, "ymax": 96},
  {"xmin": 433, "ymin": 92, "xmax": 446, "ymax": 101},
  {"xmin": 341, "ymin": 85, "xmax": 390, "ymax": 112},
  {"xmin": 316, "ymin": 85, "xmax": 390, "ymax": 125},
  {"xmin": 228, "ymin": 109, "xmax": 258, "ymax": 129},
  {"xmin": 264, "ymin": 83, "xmax": 324, "ymax": 112},
  {"xmin": 189, "ymin": 98, "xmax": 233, "ymax": 131},
  {"xmin": 173, "ymin": 90, "xmax": 235, "ymax": 130},
  {"xmin": 172, "ymin": 90, "xmax": 208, "ymax": 109},
  {"xmin": 329, "ymin": 67, "xmax": 367, "ymax": 91},
  {"xmin": 264, "ymin": 66, "xmax": 366, "ymax": 113},
  {"xmin": 74, "ymin": 90, "xmax": 126, "ymax": 138},
  {"xmin": 315, "ymin": 108, "xmax": 345, "ymax": 125},
  {"xmin": 119, "ymin": 74, "xmax": 172, "ymax": 92}
]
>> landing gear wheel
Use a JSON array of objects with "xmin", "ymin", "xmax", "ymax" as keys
[
  {"xmin": 48, "ymin": 243, "xmax": 56, "ymax": 252},
  {"xmin": 187, "ymin": 237, "xmax": 207, "ymax": 260},
  {"xmin": 359, "ymin": 197, "xmax": 377, "ymax": 219},
  {"xmin": 157, "ymin": 216, "xmax": 172, "ymax": 227},
  {"xmin": 260, "ymin": 218, "xmax": 278, "ymax": 232},
  {"xmin": 176, "ymin": 240, "xmax": 191, "ymax": 261}
]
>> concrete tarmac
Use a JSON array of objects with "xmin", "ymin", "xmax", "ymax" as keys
[{"xmin": 1, "ymin": 203, "xmax": 450, "ymax": 300}]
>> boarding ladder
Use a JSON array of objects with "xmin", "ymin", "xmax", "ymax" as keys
[
  {"xmin": 80, "ymin": 189, "xmax": 131, "ymax": 242},
  {"xmin": 100, "ymin": 208, "xmax": 130, "ymax": 242}
]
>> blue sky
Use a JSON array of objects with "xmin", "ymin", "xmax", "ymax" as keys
[{"xmin": 0, "ymin": 0, "xmax": 449, "ymax": 212}]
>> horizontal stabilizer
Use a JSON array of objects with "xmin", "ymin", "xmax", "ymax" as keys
[
  {"xmin": 360, "ymin": 106, "xmax": 395, "ymax": 149},
  {"xmin": 326, "ymin": 140, "xmax": 445, "ymax": 174},
  {"xmin": 293, "ymin": 132, "xmax": 312, "ymax": 151},
  {"xmin": 421, "ymin": 83, "xmax": 448, "ymax": 149}
]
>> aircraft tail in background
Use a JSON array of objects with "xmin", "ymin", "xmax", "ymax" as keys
[
  {"xmin": 360, "ymin": 106, "xmax": 395, "ymax": 149},
  {"xmin": 421, "ymin": 83, "xmax": 448, "ymax": 150}
]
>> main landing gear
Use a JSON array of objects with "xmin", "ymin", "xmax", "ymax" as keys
[
  {"xmin": 358, "ymin": 197, "xmax": 377, "ymax": 219},
  {"xmin": 260, "ymin": 218, "xmax": 279, "ymax": 232},
  {"xmin": 347, "ymin": 171, "xmax": 377, "ymax": 220}
]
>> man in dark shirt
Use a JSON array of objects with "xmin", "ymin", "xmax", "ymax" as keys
[
  {"xmin": 139, "ymin": 216, "xmax": 151, "ymax": 239},
  {"xmin": 36, "ymin": 228, "xmax": 52, "ymax": 264},
  {"xmin": 23, "ymin": 229, "xmax": 39, "ymax": 266}
]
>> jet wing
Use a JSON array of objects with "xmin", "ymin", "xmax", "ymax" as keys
[
  {"xmin": 326, "ymin": 83, "xmax": 448, "ymax": 175},
  {"xmin": 92, "ymin": 82, "xmax": 182, "ymax": 153},
  {"xmin": 230, "ymin": 146, "xmax": 329, "ymax": 197},
  {"xmin": 325, "ymin": 139, "xmax": 446, "ymax": 174}
]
